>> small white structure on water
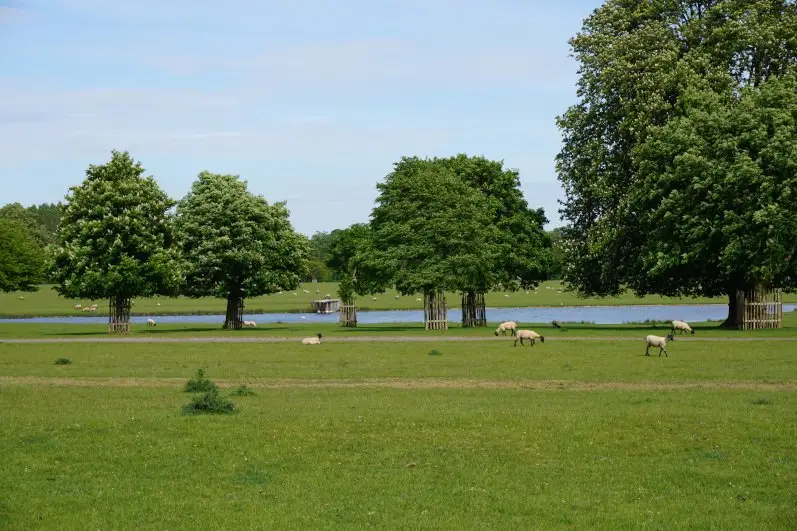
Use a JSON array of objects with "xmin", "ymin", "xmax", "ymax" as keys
[{"xmin": 311, "ymin": 298, "xmax": 340, "ymax": 314}]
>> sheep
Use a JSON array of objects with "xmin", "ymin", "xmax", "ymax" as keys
[
  {"xmin": 645, "ymin": 333, "xmax": 674, "ymax": 357},
  {"xmin": 146, "ymin": 318, "xmax": 156, "ymax": 328},
  {"xmin": 301, "ymin": 333, "xmax": 323, "ymax": 345},
  {"xmin": 671, "ymin": 320, "xmax": 694, "ymax": 335},
  {"xmin": 18, "ymin": 296, "xmax": 24, "ymax": 300},
  {"xmin": 73, "ymin": 304, "xmax": 83, "ymax": 310},
  {"xmin": 514, "ymin": 329, "xmax": 544, "ymax": 347},
  {"xmin": 81, "ymin": 307, "xmax": 93, "ymax": 313},
  {"xmin": 494, "ymin": 321, "xmax": 518, "ymax": 337},
  {"xmin": 243, "ymin": 320, "xmax": 257, "ymax": 327}
]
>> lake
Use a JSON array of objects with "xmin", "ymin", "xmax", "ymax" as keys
[{"xmin": 2, "ymin": 304, "xmax": 794, "ymax": 325}]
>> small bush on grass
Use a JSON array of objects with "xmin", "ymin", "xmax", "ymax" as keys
[
  {"xmin": 751, "ymin": 398, "xmax": 774, "ymax": 406},
  {"xmin": 230, "ymin": 384, "xmax": 256, "ymax": 397},
  {"xmin": 184, "ymin": 368, "xmax": 217, "ymax": 393},
  {"xmin": 54, "ymin": 358, "xmax": 72, "ymax": 365},
  {"xmin": 427, "ymin": 349, "xmax": 442, "ymax": 356},
  {"xmin": 182, "ymin": 387, "xmax": 237, "ymax": 416}
]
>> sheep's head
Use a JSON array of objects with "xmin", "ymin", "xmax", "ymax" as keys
[
  {"xmin": 317, "ymin": 333, "xmax": 322, "ymax": 339},
  {"xmin": 539, "ymin": 336, "xmax": 545, "ymax": 343},
  {"xmin": 494, "ymin": 330, "xmax": 500, "ymax": 336},
  {"xmin": 690, "ymin": 329, "xmax": 695, "ymax": 335},
  {"xmin": 666, "ymin": 334, "xmax": 675, "ymax": 341}
]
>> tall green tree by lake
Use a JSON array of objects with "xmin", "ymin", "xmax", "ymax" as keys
[
  {"xmin": 174, "ymin": 171, "xmax": 309, "ymax": 329},
  {"xmin": 557, "ymin": 0, "xmax": 797, "ymax": 327},
  {"xmin": 49, "ymin": 150, "xmax": 181, "ymax": 332}
]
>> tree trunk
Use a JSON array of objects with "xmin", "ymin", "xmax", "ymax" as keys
[
  {"xmin": 339, "ymin": 296, "xmax": 358, "ymax": 327},
  {"xmin": 461, "ymin": 291, "xmax": 487, "ymax": 327},
  {"xmin": 424, "ymin": 289, "xmax": 448, "ymax": 330},
  {"xmin": 108, "ymin": 296, "xmax": 132, "ymax": 334},
  {"xmin": 720, "ymin": 289, "xmax": 740, "ymax": 329},
  {"xmin": 224, "ymin": 293, "xmax": 244, "ymax": 330}
]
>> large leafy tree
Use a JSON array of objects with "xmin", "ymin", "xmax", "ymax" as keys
[
  {"xmin": 174, "ymin": 171, "xmax": 309, "ymax": 329},
  {"xmin": 386, "ymin": 155, "xmax": 551, "ymax": 326},
  {"xmin": 0, "ymin": 218, "xmax": 44, "ymax": 292},
  {"xmin": 0, "ymin": 203, "xmax": 53, "ymax": 249},
  {"xmin": 435, "ymin": 154, "xmax": 552, "ymax": 325},
  {"xmin": 50, "ymin": 150, "xmax": 181, "ymax": 332},
  {"xmin": 557, "ymin": 0, "xmax": 797, "ymax": 327},
  {"xmin": 365, "ymin": 163, "xmax": 496, "ymax": 329}
]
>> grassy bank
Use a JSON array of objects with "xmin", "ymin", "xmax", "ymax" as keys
[
  {"xmin": 0, "ymin": 339, "xmax": 795, "ymax": 529},
  {"xmin": 5, "ymin": 280, "xmax": 795, "ymax": 318}
]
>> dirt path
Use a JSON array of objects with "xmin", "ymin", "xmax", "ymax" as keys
[
  {"xmin": 3, "ymin": 335, "xmax": 797, "ymax": 344},
  {"xmin": 2, "ymin": 375, "xmax": 796, "ymax": 391}
]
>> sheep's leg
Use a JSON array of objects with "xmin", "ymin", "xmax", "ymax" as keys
[
  {"xmin": 530, "ymin": 338, "xmax": 535, "ymax": 346},
  {"xmin": 645, "ymin": 344, "xmax": 650, "ymax": 356},
  {"xmin": 513, "ymin": 338, "xmax": 518, "ymax": 347}
]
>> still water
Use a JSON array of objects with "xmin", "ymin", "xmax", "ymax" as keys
[{"xmin": 2, "ymin": 304, "xmax": 793, "ymax": 325}]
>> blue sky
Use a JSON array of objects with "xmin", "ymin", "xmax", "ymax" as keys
[{"xmin": 1, "ymin": 0, "xmax": 600, "ymax": 236}]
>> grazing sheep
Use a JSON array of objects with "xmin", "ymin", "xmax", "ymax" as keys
[
  {"xmin": 645, "ymin": 334, "xmax": 674, "ymax": 357},
  {"xmin": 81, "ymin": 307, "xmax": 93, "ymax": 313},
  {"xmin": 301, "ymin": 333, "xmax": 323, "ymax": 345},
  {"xmin": 514, "ymin": 329, "xmax": 544, "ymax": 347},
  {"xmin": 671, "ymin": 320, "xmax": 694, "ymax": 335},
  {"xmin": 416, "ymin": 298, "xmax": 422, "ymax": 302},
  {"xmin": 18, "ymin": 296, "xmax": 24, "ymax": 300},
  {"xmin": 146, "ymin": 318, "xmax": 156, "ymax": 328},
  {"xmin": 494, "ymin": 321, "xmax": 518, "ymax": 336},
  {"xmin": 73, "ymin": 304, "xmax": 83, "ymax": 310}
]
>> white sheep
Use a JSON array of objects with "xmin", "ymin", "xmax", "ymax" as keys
[
  {"xmin": 494, "ymin": 321, "xmax": 518, "ymax": 337},
  {"xmin": 243, "ymin": 320, "xmax": 257, "ymax": 327},
  {"xmin": 645, "ymin": 333, "xmax": 674, "ymax": 357},
  {"xmin": 301, "ymin": 333, "xmax": 323, "ymax": 345},
  {"xmin": 671, "ymin": 320, "xmax": 694, "ymax": 335},
  {"xmin": 146, "ymin": 318, "xmax": 156, "ymax": 328},
  {"xmin": 73, "ymin": 304, "xmax": 83, "ymax": 310},
  {"xmin": 81, "ymin": 307, "xmax": 93, "ymax": 313},
  {"xmin": 18, "ymin": 296, "xmax": 24, "ymax": 300},
  {"xmin": 514, "ymin": 329, "xmax": 544, "ymax": 347}
]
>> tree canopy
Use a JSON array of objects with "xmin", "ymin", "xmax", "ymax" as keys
[
  {"xmin": 174, "ymin": 171, "xmax": 309, "ymax": 327},
  {"xmin": 556, "ymin": 0, "xmax": 797, "ymax": 324},
  {"xmin": 326, "ymin": 222, "xmax": 378, "ymax": 302},
  {"xmin": 365, "ymin": 162, "xmax": 498, "ymax": 296},
  {"xmin": 50, "ymin": 150, "xmax": 182, "ymax": 303},
  {"xmin": 0, "ymin": 218, "xmax": 44, "ymax": 293}
]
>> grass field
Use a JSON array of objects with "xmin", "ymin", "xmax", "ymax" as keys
[
  {"xmin": 5, "ymin": 280, "xmax": 796, "ymax": 318},
  {"xmin": 1, "ymin": 337, "xmax": 796, "ymax": 529}
]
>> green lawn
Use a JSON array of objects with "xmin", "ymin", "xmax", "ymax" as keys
[
  {"xmin": 0, "ymin": 340, "xmax": 795, "ymax": 529},
  {"xmin": 5, "ymin": 280, "xmax": 795, "ymax": 318}
]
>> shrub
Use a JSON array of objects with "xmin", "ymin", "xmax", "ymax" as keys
[
  {"xmin": 182, "ymin": 387, "xmax": 237, "ymax": 416},
  {"xmin": 184, "ymin": 368, "xmax": 217, "ymax": 393},
  {"xmin": 54, "ymin": 358, "xmax": 72, "ymax": 365},
  {"xmin": 230, "ymin": 384, "xmax": 256, "ymax": 397},
  {"xmin": 427, "ymin": 349, "xmax": 442, "ymax": 356}
]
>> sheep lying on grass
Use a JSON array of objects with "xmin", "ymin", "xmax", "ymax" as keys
[
  {"xmin": 514, "ymin": 330, "xmax": 544, "ymax": 347},
  {"xmin": 243, "ymin": 320, "xmax": 257, "ymax": 328},
  {"xmin": 645, "ymin": 334, "xmax": 674, "ymax": 357},
  {"xmin": 495, "ymin": 321, "xmax": 518, "ymax": 336},
  {"xmin": 146, "ymin": 318, "xmax": 156, "ymax": 327},
  {"xmin": 671, "ymin": 320, "xmax": 694, "ymax": 335},
  {"xmin": 301, "ymin": 333, "xmax": 323, "ymax": 345}
]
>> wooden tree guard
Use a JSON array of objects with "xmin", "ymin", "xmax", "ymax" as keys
[
  {"xmin": 424, "ymin": 289, "xmax": 448, "ymax": 330},
  {"xmin": 108, "ymin": 296, "xmax": 132, "ymax": 334},
  {"xmin": 339, "ymin": 299, "xmax": 358, "ymax": 327},
  {"xmin": 735, "ymin": 286, "xmax": 783, "ymax": 330},
  {"xmin": 224, "ymin": 296, "xmax": 245, "ymax": 330},
  {"xmin": 461, "ymin": 291, "xmax": 487, "ymax": 327}
]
